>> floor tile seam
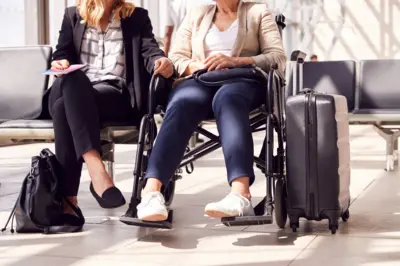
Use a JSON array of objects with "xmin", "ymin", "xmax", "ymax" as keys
[
  {"xmin": 0, "ymin": 193, "xmax": 19, "ymax": 198},
  {"xmin": 349, "ymin": 178, "xmax": 376, "ymax": 205},
  {"xmin": 177, "ymin": 226, "xmax": 252, "ymax": 233},
  {"xmin": 287, "ymin": 234, "xmax": 319, "ymax": 266},
  {"xmin": 0, "ymin": 253, "xmax": 164, "ymax": 264},
  {"xmin": 148, "ymin": 226, "xmax": 295, "ymax": 235},
  {"xmin": 0, "ymin": 254, "xmax": 83, "ymax": 261},
  {"xmin": 344, "ymin": 234, "xmax": 400, "ymax": 240},
  {"xmin": 85, "ymin": 221, "xmax": 250, "ymax": 233}
]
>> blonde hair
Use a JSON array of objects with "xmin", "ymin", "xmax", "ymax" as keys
[{"xmin": 78, "ymin": 0, "xmax": 135, "ymax": 28}]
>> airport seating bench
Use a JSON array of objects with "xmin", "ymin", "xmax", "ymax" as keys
[
  {"xmin": 0, "ymin": 46, "xmax": 138, "ymax": 178},
  {"xmin": 287, "ymin": 59, "xmax": 400, "ymax": 171}
]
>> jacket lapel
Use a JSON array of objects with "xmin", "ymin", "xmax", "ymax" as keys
[
  {"xmin": 73, "ymin": 14, "xmax": 86, "ymax": 56},
  {"xmin": 231, "ymin": 1, "xmax": 248, "ymax": 57},
  {"xmin": 121, "ymin": 18, "xmax": 131, "ymax": 48},
  {"xmin": 121, "ymin": 17, "xmax": 134, "ymax": 82},
  {"xmin": 195, "ymin": 5, "xmax": 216, "ymax": 61}
]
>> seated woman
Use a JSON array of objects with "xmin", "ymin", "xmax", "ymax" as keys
[
  {"xmin": 49, "ymin": 0, "xmax": 173, "ymax": 226},
  {"xmin": 137, "ymin": 0, "xmax": 286, "ymax": 221}
]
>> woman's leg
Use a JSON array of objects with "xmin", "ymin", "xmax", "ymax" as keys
[
  {"xmin": 138, "ymin": 80, "xmax": 214, "ymax": 221},
  {"xmin": 205, "ymin": 81, "xmax": 265, "ymax": 218},
  {"xmin": 50, "ymin": 95, "xmax": 82, "ymax": 214},
  {"xmin": 49, "ymin": 71, "xmax": 126, "ymax": 210}
]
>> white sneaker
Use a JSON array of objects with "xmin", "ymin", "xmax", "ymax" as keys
[
  {"xmin": 204, "ymin": 192, "xmax": 255, "ymax": 218},
  {"xmin": 137, "ymin": 192, "xmax": 168, "ymax": 221}
]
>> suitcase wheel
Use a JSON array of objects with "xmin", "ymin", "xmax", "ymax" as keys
[
  {"xmin": 341, "ymin": 209, "xmax": 350, "ymax": 222},
  {"xmin": 329, "ymin": 224, "xmax": 338, "ymax": 234},
  {"xmin": 290, "ymin": 221, "xmax": 299, "ymax": 233},
  {"xmin": 329, "ymin": 219, "xmax": 339, "ymax": 235}
]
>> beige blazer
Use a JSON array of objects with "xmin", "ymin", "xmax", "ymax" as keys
[{"xmin": 169, "ymin": 0, "xmax": 287, "ymax": 80}]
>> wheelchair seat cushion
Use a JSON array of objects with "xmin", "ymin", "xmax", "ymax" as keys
[{"xmin": 193, "ymin": 65, "xmax": 268, "ymax": 87}]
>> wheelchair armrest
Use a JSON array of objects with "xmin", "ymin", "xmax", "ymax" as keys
[{"xmin": 255, "ymin": 64, "xmax": 285, "ymax": 87}]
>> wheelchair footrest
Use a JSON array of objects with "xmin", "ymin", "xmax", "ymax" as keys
[
  {"xmin": 120, "ymin": 210, "xmax": 173, "ymax": 229},
  {"xmin": 221, "ymin": 214, "xmax": 273, "ymax": 227}
]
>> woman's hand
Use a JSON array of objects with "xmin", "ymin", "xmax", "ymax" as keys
[
  {"xmin": 51, "ymin": 59, "xmax": 70, "ymax": 71},
  {"xmin": 154, "ymin": 57, "xmax": 174, "ymax": 78},
  {"xmin": 204, "ymin": 54, "xmax": 256, "ymax": 72},
  {"xmin": 204, "ymin": 53, "xmax": 238, "ymax": 71}
]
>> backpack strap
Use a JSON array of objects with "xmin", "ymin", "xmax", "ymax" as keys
[{"xmin": 1, "ymin": 198, "xmax": 19, "ymax": 233}]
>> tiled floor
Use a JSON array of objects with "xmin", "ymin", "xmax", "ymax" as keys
[{"xmin": 1, "ymin": 125, "xmax": 400, "ymax": 266}]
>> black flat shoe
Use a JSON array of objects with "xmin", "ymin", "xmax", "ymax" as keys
[{"xmin": 89, "ymin": 183, "xmax": 126, "ymax": 209}]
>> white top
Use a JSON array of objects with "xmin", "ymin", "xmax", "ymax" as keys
[{"xmin": 204, "ymin": 20, "xmax": 239, "ymax": 58}]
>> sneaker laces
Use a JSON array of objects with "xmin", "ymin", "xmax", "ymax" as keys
[
  {"xmin": 221, "ymin": 193, "xmax": 251, "ymax": 217},
  {"xmin": 138, "ymin": 192, "xmax": 165, "ymax": 209}
]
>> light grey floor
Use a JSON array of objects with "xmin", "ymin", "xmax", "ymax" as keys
[{"xmin": 1, "ymin": 125, "xmax": 400, "ymax": 266}]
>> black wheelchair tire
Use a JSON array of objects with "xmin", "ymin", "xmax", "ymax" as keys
[{"xmin": 275, "ymin": 179, "xmax": 288, "ymax": 229}]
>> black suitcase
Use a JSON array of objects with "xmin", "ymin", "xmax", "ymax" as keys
[{"xmin": 285, "ymin": 64, "xmax": 351, "ymax": 234}]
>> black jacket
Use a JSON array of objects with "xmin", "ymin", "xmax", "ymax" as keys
[{"xmin": 52, "ymin": 6, "xmax": 165, "ymax": 114}]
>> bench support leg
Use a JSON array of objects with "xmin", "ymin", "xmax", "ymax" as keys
[
  {"xmin": 105, "ymin": 161, "xmax": 114, "ymax": 180},
  {"xmin": 101, "ymin": 142, "xmax": 115, "ymax": 180},
  {"xmin": 373, "ymin": 124, "xmax": 400, "ymax": 172}
]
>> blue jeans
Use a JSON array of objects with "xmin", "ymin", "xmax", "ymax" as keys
[{"xmin": 145, "ymin": 79, "xmax": 265, "ymax": 186}]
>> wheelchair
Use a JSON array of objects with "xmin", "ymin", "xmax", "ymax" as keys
[{"xmin": 120, "ymin": 14, "xmax": 292, "ymax": 229}]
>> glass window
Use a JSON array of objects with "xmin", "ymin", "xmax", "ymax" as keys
[
  {"xmin": 0, "ymin": 0, "xmax": 27, "ymax": 46},
  {"xmin": 47, "ymin": 0, "xmax": 161, "ymax": 47}
]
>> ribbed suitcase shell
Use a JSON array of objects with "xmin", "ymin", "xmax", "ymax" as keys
[{"xmin": 285, "ymin": 92, "xmax": 350, "ymax": 225}]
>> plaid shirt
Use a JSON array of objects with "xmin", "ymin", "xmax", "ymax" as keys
[{"xmin": 80, "ymin": 16, "xmax": 125, "ymax": 84}]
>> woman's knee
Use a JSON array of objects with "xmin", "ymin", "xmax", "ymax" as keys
[
  {"xmin": 51, "ymin": 70, "xmax": 90, "ymax": 96},
  {"xmin": 212, "ymin": 84, "xmax": 248, "ymax": 113},
  {"xmin": 49, "ymin": 70, "xmax": 93, "ymax": 107},
  {"xmin": 212, "ymin": 82, "xmax": 263, "ymax": 114},
  {"xmin": 166, "ymin": 80, "xmax": 211, "ymax": 113},
  {"xmin": 62, "ymin": 69, "xmax": 88, "ymax": 84}
]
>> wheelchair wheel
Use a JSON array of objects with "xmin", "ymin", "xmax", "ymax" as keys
[
  {"xmin": 274, "ymin": 179, "xmax": 287, "ymax": 229},
  {"xmin": 163, "ymin": 180, "xmax": 176, "ymax": 207}
]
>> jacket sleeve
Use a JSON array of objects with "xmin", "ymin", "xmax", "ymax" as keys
[
  {"xmin": 52, "ymin": 8, "xmax": 76, "ymax": 63},
  {"xmin": 140, "ymin": 9, "xmax": 166, "ymax": 74},
  {"xmin": 252, "ymin": 7, "xmax": 287, "ymax": 73},
  {"xmin": 168, "ymin": 9, "xmax": 195, "ymax": 77}
]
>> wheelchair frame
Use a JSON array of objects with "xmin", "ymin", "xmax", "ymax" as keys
[{"xmin": 120, "ymin": 15, "xmax": 290, "ymax": 229}]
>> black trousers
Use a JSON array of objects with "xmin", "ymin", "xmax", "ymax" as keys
[{"xmin": 48, "ymin": 70, "xmax": 134, "ymax": 196}]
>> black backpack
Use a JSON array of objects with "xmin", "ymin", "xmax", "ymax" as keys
[{"xmin": 2, "ymin": 149, "xmax": 84, "ymax": 234}]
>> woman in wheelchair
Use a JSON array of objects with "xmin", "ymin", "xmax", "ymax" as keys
[
  {"xmin": 137, "ymin": 0, "xmax": 286, "ymax": 221},
  {"xmin": 49, "ymin": 0, "xmax": 173, "ymax": 222}
]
